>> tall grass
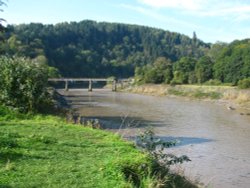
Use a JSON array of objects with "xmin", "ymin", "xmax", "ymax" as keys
[{"xmin": 126, "ymin": 84, "xmax": 250, "ymax": 108}]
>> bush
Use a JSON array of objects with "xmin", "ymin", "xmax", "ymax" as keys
[
  {"xmin": 0, "ymin": 105, "xmax": 29, "ymax": 120},
  {"xmin": 0, "ymin": 56, "xmax": 52, "ymax": 113},
  {"xmin": 136, "ymin": 128, "xmax": 190, "ymax": 167},
  {"xmin": 238, "ymin": 78, "xmax": 250, "ymax": 89},
  {"xmin": 204, "ymin": 79, "xmax": 222, "ymax": 86}
]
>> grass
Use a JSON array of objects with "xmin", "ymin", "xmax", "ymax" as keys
[
  {"xmin": 168, "ymin": 88, "xmax": 222, "ymax": 100},
  {"xmin": 0, "ymin": 104, "xmax": 199, "ymax": 188},
  {"xmin": 126, "ymin": 84, "xmax": 250, "ymax": 108},
  {"xmin": 0, "ymin": 115, "xmax": 153, "ymax": 188}
]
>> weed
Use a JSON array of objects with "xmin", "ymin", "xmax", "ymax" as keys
[{"xmin": 135, "ymin": 128, "xmax": 194, "ymax": 188}]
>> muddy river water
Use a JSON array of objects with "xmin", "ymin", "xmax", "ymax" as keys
[{"xmin": 59, "ymin": 89, "xmax": 250, "ymax": 188}]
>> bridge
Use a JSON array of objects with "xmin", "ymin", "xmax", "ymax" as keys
[{"xmin": 48, "ymin": 78, "xmax": 131, "ymax": 92}]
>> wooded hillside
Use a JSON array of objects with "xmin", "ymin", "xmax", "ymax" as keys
[{"xmin": 0, "ymin": 20, "xmax": 209, "ymax": 78}]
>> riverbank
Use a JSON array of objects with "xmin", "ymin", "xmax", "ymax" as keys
[
  {"xmin": 123, "ymin": 84, "xmax": 250, "ymax": 112},
  {"xmin": 0, "ymin": 106, "xmax": 197, "ymax": 188}
]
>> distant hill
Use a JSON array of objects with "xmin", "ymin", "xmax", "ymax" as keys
[{"xmin": 1, "ymin": 20, "xmax": 210, "ymax": 78}]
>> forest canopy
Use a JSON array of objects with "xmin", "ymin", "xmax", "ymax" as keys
[
  {"xmin": 0, "ymin": 20, "xmax": 209, "ymax": 78},
  {"xmin": 0, "ymin": 20, "xmax": 249, "ymax": 85}
]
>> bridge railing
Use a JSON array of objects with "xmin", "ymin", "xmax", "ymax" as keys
[{"xmin": 48, "ymin": 78, "xmax": 131, "ymax": 92}]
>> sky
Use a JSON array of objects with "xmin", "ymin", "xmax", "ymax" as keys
[{"xmin": 1, "ymin": 0, "xmax": 250, "ymax": 43}]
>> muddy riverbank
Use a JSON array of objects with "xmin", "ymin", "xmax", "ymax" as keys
[
  {"xmin": 123, "ymin": 84, "xmax": 250, "ymax": 114},
  {"xmin": 58, "ymin": 88, "xmax": 250, "ymax": 188}
]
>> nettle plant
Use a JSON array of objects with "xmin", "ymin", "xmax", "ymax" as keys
[{"xmin": 136, "ymin": 128, "xmax": 190, "ymax": 167}]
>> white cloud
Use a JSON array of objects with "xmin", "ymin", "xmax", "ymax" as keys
[
  {"xmin": 137, "ymin": 0, "xmax": 206, "ymax": 10},
  {"xmin": 138, "ymin": 0, "xmax": 250, "ymax": 22},
  {"xmin": 120, "ymin": 0, "xmax": 250, "ymax": 42},
  {"xmin": 120, "ymin": 4, "xmax": 199, "ymax": 29}
]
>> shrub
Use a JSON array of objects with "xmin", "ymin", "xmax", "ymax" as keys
[
  {"xmin": 0, "ymin": 105, "xmax": 28, "ymax": 120},
  {"xmin": 136, "ymin": 128, "xmax": 190, "ymax": 167},
  {"xmin": 0, "ymin": 56, "xmax": 52, "ymax": 113},
  {"xmin": 238, "ymin": 78, "xmax": 250, "ymax": 89}
]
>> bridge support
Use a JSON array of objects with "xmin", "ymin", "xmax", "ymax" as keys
[
  {"xmin": 120, "ymin": 81, "xmax": 124, "ymax": 89},
  {"xmin": 65, "ymin": 80, "xmax": 69, "ymax": 91},
  {"xmin": 48, "ymin": 78, "xmax": 129, "ymax": 92},
  {"xmin": 112, "ymin": 80, "xmax": 117, "ymax": 92},
  {"xmin": 88, "ymin": 79, "xmax": 92, "ymax": 92}
]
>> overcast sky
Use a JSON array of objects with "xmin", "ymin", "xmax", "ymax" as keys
[{"xmin": 2, "ymin": 0, "xmax": 250, "ymax": 43}]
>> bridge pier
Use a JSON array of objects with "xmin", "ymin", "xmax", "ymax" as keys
[
  {"xmin": 88, "ymin": 79, "xmax": 92, "ymax": 92},
  {"xmin": 112, "ymin": 80, "xmax": 117, "ymax": 92},
  {"xmin": 65, "ymin": 80, "xmax": 69, "ymax": 91},
  {"xmin": 120, "ymin": 81, "xmax": 124, "ymax": 89}
]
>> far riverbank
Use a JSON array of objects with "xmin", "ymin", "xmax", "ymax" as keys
[{"xmin": 123, "ymin": 84, "xmax": 250, "ymax": 114}]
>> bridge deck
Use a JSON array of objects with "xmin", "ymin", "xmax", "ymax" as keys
[
  {"xmin": 48, "ymin": 78, "xmax": 130, "ymax": 82},
  {"xmin": 48, "ymin": 78, "xmax": 110, "ymax": 82},
  {"xmin": 48, "ymin": 78, "xmax": 131, "ymax": 92}
]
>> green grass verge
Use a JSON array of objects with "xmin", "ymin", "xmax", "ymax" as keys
[
  {"xmin": 0, "ymin": 105, "xmax": 198, "ymax": 188},
  {"xmin": 0, "ymin": 116, "xmax": 152, "ymax": 188}
]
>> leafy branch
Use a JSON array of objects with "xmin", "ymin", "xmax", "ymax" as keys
[{"xmin": 136, "ymin": 128, "xmax": 191, "ymax": 168}]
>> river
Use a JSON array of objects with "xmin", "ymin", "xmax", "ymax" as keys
[{"xmin": 58, "ymin": 89, "xmax": 250, "ymax": 188}]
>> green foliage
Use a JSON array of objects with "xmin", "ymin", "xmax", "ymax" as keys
[
  {"xmin": 208, "ymin": 41, "xmax": 228, "ymax": 61},
  {"xmin": 135, "ymin": 57, "xmax": 173, "ymax": 84},
  {"xmin": 192, "ymin": 90, "xmax": 222, "ymax": 99},
  {"xmin": 0, "ymin": 116, "xmax": 154, "ymax": 188},
  {"xmin": 204, "ymin": 79, "xmax": 222, "ymax": 86},
  {"xmin": 135, "ymin": 128, "xmax": 197, "ymax": 187},
  {"xmin": 136, "ymin": 39, "xmax": 249, "ymax": 86},
  {"xmin": 1, "ymin": 21, "xmax": 209, "ymax": 78},
  {"xmin": 213, "ymin": 39, "xmax": 250, "ymax": 84},
  {"xmin": 238, "ymin": 78, "xmax": 250, "ymax": 89},
  {"xmin": 166, "ymin": 86, "xmax": 222, "ymax": 99},
  {"xmin": 0, "ymin": 132, "xmax": 19, "ymax": 148},
  {"xmin": 195, "ymin": 56, "xmax": 214, "ymax": 83},
  {"xmin": 47, "ymin": 66, "xmax": 61, "ymax": 78},
  {"xmin": 0, "ymin": 105, "xmax": 30, "ymax": 120},
  {"xmin": 144, "ymin": 67, "xmax": 160, "ymax": 84},
  {"xmin": 136, "ymin": 128, "xmax": 190, "ymax": 167},
  {"xmin": 168, "ymin": 88, "xmax": 185, "ymax": 96},
  {"xmin": 2, "ymin": 20, "xmax": 249, "ymax": 86},
  {"xmin": 134, "ymin": 66, "xmax": 145, "ymax": 84},
  {"xmin": 172, "ymin": 57, "xmax": 197, "ymax": 84},
  {"xmin": 106, "ymin": 76, "xmax": 116, "ymax": 84},
  {"xmin": 0, "ymin": 56, "xmax": 53, "ymax": 112}
]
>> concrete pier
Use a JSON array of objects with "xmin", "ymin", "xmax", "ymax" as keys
[
  {"xmin": 65, "ymin": 80, "xmax": 69, "ymax": 91},
  {"xmin": 88, "ymin": 79, "xmax": 92, "ymax": 92},
  {"xmin": 112, "ymin": 80, "xmax": 117, "ymax": 92}
]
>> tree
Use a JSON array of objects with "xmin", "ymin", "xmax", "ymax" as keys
[
  {"xmin": 192, "ymin": 31, "xmax": 197, "ymax": 46},
  {"xmin": 208, "ymin": 41, "xmax": 228, "ymax": 61},
  {"xmin": 172, "ymin": 57, "xmax": 197, "ymax": 84},
  {"xmin": 134, "ymin": 57, "xmax": 173, "ymax": 84},
  {"xmin": 195, "ymin": 56, "xmax": 213, "ymax": 83},
  {"xmin": 1, "ymin": 21, "xmax": 209, "ymax": 78},
  {"xmin": 213, "ymin": 39, "xmax": 250, "ymax": 84},
  {"xmin": 153, "ymin": 57, "xmax": 173, "ymax": 83}
]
